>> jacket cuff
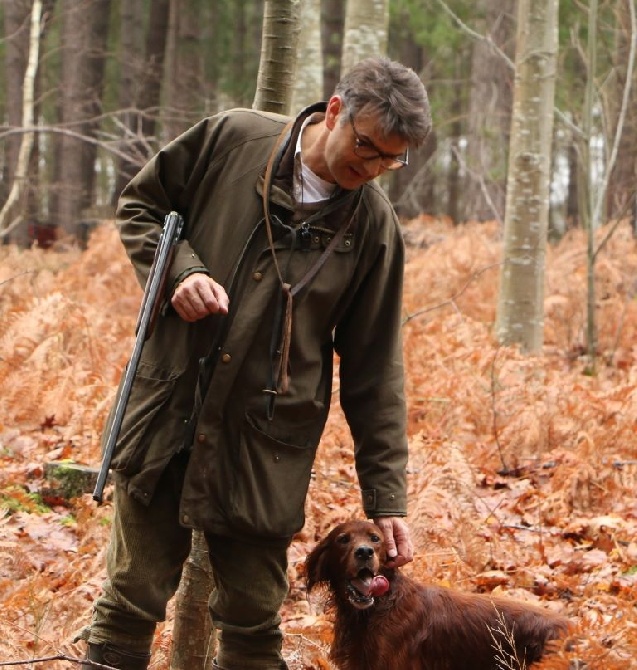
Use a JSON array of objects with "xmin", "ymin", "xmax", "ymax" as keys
[
  {"xmin": 169, "ymin": 266, "xmax": 210, "ymax": 297},
  {"xmin": 361, "ymin": 488, "xmax": 407, "ymax": 516}
]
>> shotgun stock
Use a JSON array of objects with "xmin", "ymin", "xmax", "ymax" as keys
[{"xmin": 93, "ymin": 211, "xmax": 185, "ymax": 503}]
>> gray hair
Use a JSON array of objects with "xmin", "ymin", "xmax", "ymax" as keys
[{"xmin": 334, "ymin": 57, "xmax": 432, "ymax": 147}]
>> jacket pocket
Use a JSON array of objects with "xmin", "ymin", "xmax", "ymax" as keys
[
  {"xmin": 228, "ymin": 413, "xmax": 318, "ymax": 539},
  {"xmin": 103, "ymin": 364, "xmax": 178, "ymax": 476}
]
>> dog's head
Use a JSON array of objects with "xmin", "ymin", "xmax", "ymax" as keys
[{"xmin": 305, "ymin": 520, "xmax": 392, "ymax": 610}]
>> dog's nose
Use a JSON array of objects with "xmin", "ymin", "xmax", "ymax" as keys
[{"xmin": 354, "ymin": 545, "xmax": 374, "ymax": 560}]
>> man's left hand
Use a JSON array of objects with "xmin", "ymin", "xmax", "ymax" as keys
[{"xmin": 373, "ymin": 516, "xmax": 414, "ymax": 568}]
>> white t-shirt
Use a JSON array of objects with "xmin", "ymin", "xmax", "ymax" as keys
[{"xmin": 294, "ymin": 117, "xmax": 336, "ymax": 204}]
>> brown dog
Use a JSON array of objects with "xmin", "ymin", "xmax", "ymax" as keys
[{"xmin": 306, "ymin": 520, "xmax": 568, "ymax": 670}]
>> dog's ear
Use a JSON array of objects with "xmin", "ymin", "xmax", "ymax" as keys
[{"xmin": 305, "ymin": 535, "xmax": 333, "ymax": 593}]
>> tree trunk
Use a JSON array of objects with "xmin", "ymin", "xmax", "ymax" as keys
[
  {"xmin": 463, "ymin": 0, "xmax": 515, "ymax": 222},
  {"xmin": 170, "ymin": 531, "xmax": 215, "ymax": 670},
  {"xmin": 82, "ymin": 0, "xmax": 112, "ymax": 212},
  {"xmin": 495, "ymin": 0, "xmax": 559, "ymax": 353},
  {"xmin": 604, "ymin": 1, "xmax": 637, "ymax": 222},
  {"xmin": 164, "ymin": 0, "xmax": 205, "ymax": 139},
  {"xmin": 387, "ymin": 8, "xmax": 435, "ymax": 218},
  {"xmin": 340, "ymin": 0, "xmax": 388, "ymax": 74},
  {"xmin": 291, "ymin": 0, "xmax": 323, "ymax": 111},
  {"xmin": 140, "ymin": 0, "xmax": 171, "ymax": 144},
  {"xmin": 56, "ymin": 0, "xmax": 111, "ymax": 236},
  {"xmin": 112, "ymin": 0, "xmax": 145, "ymax": 202},
  {"xmin": 1, "ymin": 0, "xmax": 32, "ymax": 244},
  {"xmin": 321, "ymin": 0, "xmax": 344, "ymax": 98},
  {"xmin": 111, "ymin": 0, "xmax": 170, "ymax": 204},
  {"xmin": 253, "ymin": 0, "xmax": 301, "ymax": 114},
  {"xmin": 0, "ymin": 0, "xmax": 43, "ymax": 242}
]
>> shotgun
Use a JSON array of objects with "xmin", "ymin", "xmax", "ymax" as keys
[{"xmin": 93, "ymin": 211, "xmax": 185, "ymax": 503}]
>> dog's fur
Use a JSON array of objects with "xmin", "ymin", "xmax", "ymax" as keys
[{"xmin": 306, "ymin": 521, "xmax": 569, "ymax": 670}]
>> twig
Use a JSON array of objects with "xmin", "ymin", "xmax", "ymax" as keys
[
  {"xmin": 432, "ymin": 0, "xmax": 514, "ymax": 68},
  {"xmin": 432, "ymin": 0, "xmax": 583, "ymax": 139},
  {"xmin": 0, "ymin": 655, "xmax": 117, "ymax": 669},
  {"xmin": 0, "ymin": 270, "xmax": 38, "ymax": 287},
  {"xmin": 402, "ymin": 262, "xmax": 502, "ymax": 324}
]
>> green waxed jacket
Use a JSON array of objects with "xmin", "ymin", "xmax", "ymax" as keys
[{"xmin": 106, "ymin": 104, "xmax": 409, "ymax": 540}]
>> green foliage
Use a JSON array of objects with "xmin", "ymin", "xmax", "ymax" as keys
[
  {"xmin": 388, "ymin": 0, "xmax": 476, "ymax": 135},
  {"xmin": 0, "ymin": 486, "xmax": 49, "ymax": 515}
]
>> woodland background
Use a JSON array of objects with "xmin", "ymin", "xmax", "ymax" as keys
[
  {"xmin": 1, "ymin": 0, "xmax": 636, "ymax": 244},
  {"xmin": 1, "ymin": 0, "xmax": 637, "ymax": 669}
]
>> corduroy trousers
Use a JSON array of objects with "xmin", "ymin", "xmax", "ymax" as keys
[{"xmin": 87, "ymin": 452, "xmax": 290, "ymax": 669}]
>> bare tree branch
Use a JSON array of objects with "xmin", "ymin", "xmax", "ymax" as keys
[
  {"xmin": 432, "ymin": 0, "xmax": 583, "ymax": 139},
  {"xmin": 0, "ymin": 126, "xmax": 152, "ymax": 165}
]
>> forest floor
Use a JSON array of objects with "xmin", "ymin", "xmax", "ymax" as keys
[{"xmin": 1, "ymin": 218, "xmax": 636, "ymax": 669}]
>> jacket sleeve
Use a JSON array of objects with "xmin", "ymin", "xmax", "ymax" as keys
[
  {"xmin": 333, "ymin": 191, "xmax": 408, "ymax": 518},
  {"xmin": 115, "ymin": 116, "xmax": 226, "ymax": 293}
]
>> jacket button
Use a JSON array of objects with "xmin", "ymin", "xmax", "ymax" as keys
[
  {"xmin": 197, "ymin": 433, "xmax": 206, "ymax": 443},
  {"xmin": 183, "ymin": 514, "xmax": 190, "ymax": 525},
  {"xmin": 253, "ymin": 271, "xmax": 263, "ymax": 282},
  {"xmin": 389, "ymin": 493, "xmax": 395, "ymax": 500},
  {"xmin": 221, "ymin": 353, "xmax": 231, "ymax": 363}
]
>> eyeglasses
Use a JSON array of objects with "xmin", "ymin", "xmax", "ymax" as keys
[{"xmin": 349, "ymin": 114, "xmax": 409, "ymax": 170}]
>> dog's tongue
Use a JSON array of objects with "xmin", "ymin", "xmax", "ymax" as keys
[
  {"xmin": 370, "ymin": 575, "xmax": 389, "ymax": 596},
  {"xmin": 352, "ymin": 574, "xmax": 390, "ymax": 597},
  {"xmin": 351, "ymin": 575, "xmax": 374, "ymax": 596}
]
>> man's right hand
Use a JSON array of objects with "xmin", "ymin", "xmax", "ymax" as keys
[{"xmin": 171, "ymin": 272, "xmax": 229, "ymax": 322}]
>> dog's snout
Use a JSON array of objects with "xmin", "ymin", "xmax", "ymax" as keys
[{"xmin": 354, "ymin": 545, "xmax": 374, "ymax": 561}]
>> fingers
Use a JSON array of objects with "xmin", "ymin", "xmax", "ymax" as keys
[
  {"xmin": 171, "ymin": 273, "xmax": 229, "ymax": 322},
  {"xmin": 374, "ymin": 516, "xmax": 414, "ymax": 569}
]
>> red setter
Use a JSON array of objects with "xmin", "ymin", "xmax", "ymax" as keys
[{"xmin": 305, "ymin": 521, "xmax": 569, "ymax": 670}]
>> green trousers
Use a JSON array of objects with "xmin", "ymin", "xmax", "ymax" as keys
[{"xmin": 88, "ymin": 452, "xmax": 290, "ymax": 669}]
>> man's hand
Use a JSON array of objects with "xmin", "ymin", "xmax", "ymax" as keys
[
  {"xmin": 373, "ymin": 516, "xmax": 413, "ymax": 569},
  {"xmin": 171, "ymin": 272, "xmax": 229, "ymax": 322}
]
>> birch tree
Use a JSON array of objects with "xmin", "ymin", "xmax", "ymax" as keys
[
  {"xmin": 253, "ymin": 0, "xmax": 301, "ymax": 114},
  {"xmin": 0, "ymin": 0, "xmax": 42, "ymax": 239},
  {"xmin": 290, "ymin": 0, "xmax": 323, "ymax": 110},
  {"xmin": 495, "ymin": 0, "xmax": 559, "ymax": 353},
  {"xmin": 341, "ymin": 0, "xmax": 389, "ymax": 73}
]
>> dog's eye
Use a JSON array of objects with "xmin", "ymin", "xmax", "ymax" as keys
[
  {"xmin": 337, "ymin": 533, "xmax": 351, "ymax": 544},
  {"xmin": 370, "ymin": 534, "xmax": 381, "ymax": 543}
]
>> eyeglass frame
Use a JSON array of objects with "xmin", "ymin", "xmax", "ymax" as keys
[{"xmin": 348, "ymin": 112, "xmax": 409, "ymax": 170}]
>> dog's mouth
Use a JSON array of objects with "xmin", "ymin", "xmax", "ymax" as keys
[{"xmin": 346, "ymin": 569, "xmax": 389, "ymax": 610}]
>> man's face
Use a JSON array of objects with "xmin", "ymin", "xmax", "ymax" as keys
[{"xmin": 323, "ymin": 97, "xmax": 409, "ymax": 190}]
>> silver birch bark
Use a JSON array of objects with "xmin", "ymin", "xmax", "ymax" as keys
[
  {"xmin": 495, "ymin": 0, "xmax": 559, "ymax": 353},
  {"xmin": 253, "ymin": 0, "xmax": 301, "ymax": 115},
  {"xmin": 291, "ymin": 0, "xmax": 323, "ymax": 110},
  {"xmin": 0, "ymin": 0, "xmax": 42, "ymax": 238},
  {"xmin": 341, "ymin": 0, "xmax": 389, "ymax": 74}
]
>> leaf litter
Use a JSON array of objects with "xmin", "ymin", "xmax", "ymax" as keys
[{"xmin": 1, "ymin": 218, "xmax": 636, "ymax": 668}]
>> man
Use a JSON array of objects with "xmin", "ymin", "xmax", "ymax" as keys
[{"xmin": 82, "ymin": 56, "xmax": 431, "ymax": 670}]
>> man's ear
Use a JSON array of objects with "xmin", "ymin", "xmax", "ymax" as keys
[{"xmin": 325, "ymin": 95, "xmax": 344, "ymax": 131}]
